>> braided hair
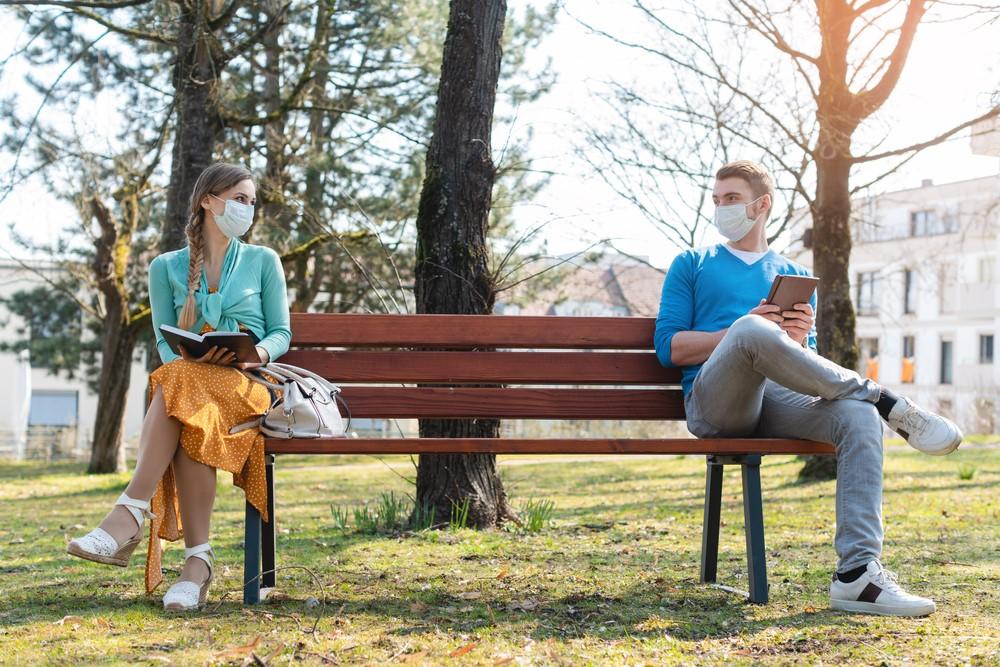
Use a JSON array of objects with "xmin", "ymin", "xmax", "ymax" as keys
[{"xmin": 176, "ymin": 163, "xmax": 255, "ymax": 330}]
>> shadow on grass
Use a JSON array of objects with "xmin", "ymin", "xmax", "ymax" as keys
[{"xmin": 303, "ymin": 581, "xmax": 872, "ymax": 645}]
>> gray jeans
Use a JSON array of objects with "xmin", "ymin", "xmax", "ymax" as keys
[{"xmin": 684, "ymin": 314, "xmax": 883, "ymax": 572}]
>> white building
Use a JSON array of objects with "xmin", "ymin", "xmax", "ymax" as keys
[
  {"xmin": 0, "ymin": 259, "xmax": 149, "ymax": 460},
  {"xmin": 788, "ymin": 174, "xmax": 1000, "ymax": 434}
]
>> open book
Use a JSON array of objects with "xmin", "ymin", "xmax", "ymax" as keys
[{"xmin": 160, "ymin": 324, "xmax": 261, "ymax": 363}]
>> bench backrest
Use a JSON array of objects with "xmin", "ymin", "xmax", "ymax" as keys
[{"xmin": 280, "ymin": 313, "xmax": 685, "ymax": 421}]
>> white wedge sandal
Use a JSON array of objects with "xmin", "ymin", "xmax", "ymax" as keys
[
  {"xmin": 67, "ymin": 493, "xmax": 154, "ymax": 567},
  {"xmin": 162, "ymin": 543, "xmax": 214, "ymax": 612}
]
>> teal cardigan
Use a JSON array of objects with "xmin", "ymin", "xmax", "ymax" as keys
[{"xmin": 149, "ymin": 238, "xmax": 292, "ymax": 364}]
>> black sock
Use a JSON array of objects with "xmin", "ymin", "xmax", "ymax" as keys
[
  {"xmin": 875, "ymin": 387, "xmax": 900, "ymax": 420},
  {"xmin": 836, "ymin": 563, "xmax": 869, "ymax": 583}
]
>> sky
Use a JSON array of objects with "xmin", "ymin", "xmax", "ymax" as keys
[{"xmin": 1, "ymin": 1, "xmax": 998, "ymax": 270}]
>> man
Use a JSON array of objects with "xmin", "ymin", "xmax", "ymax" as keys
[{"xmin": 654, "ymin": 160, "xmax": 962, "ymax": 617}]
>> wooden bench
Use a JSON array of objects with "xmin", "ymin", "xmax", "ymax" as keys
[{"xmin": 243, "ymin": 313, "xmax": 834, "ymax": 605}]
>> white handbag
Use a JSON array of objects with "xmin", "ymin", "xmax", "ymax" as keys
[{"xmin": 230, "ymin": 362, "xmax": 350, "ymax": 439}]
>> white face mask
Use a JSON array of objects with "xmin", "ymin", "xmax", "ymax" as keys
[
  {"xmin": 210, "ymin": 194, "xmax": 255, "ymax": 238},
  {"xmin": 714, "ymin": 195, "xmax": 764, "ymax": 242}
]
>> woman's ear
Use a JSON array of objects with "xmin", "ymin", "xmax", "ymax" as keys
[{"xmin": 201, "ymin": 195, "xmax": 214, "ymax": 213}]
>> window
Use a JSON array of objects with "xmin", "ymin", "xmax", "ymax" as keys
[
  {"xmin": 940, "ymin": 340, "xmax": 953, "ymax": 385},
  {"xmin": 980, "ymin": 334, "xmax": 994, "ymax": 364},
  {"xmin": 903, "ymin": 269, "xmax": 915, "ymax": 314},
  {"xmin": 859, "ymin": 337, "xmax": 880, "ymax": 380},
  {"xmin": 910, "ymin": 210, "xmax": 939, "ymax": 236},
  {"xmin": 901, "ymin": 335, "xmax": 915, "ymax": 384},
  {"xmin": 856, "ymin": 272, "xmax": 877, "ymax": 315},
  {"xmin": 28, "ymin": 391, "xmax": 79, "ymax": 427}
]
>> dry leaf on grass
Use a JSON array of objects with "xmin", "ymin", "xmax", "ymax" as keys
[
  {"xmin": 496, "ymin": 567, "xmax": 509, "ymax": 580},
  {"xmin": 213, "ymin": 635, "xmax": 262, "ymax": 659},
  {"xmin": 493, "ymin": 657, "xmax": 514, "ymax": 666},
  {"xmin": 803, "ymin": 605, "xmax": 818, "ymax": 614},
  {"xmin": 457, "ymin": 591, "xmax": 482, "ymax": 600},
  {"xmin": 449, "ymin": 642, "xmax": 477, "ymax": 658},
  {"xmin": 54, "ymin": 615, "xmax": 83, "ymax": 627},
  {"xmin": 507, "ymin": 598, "xmax": 540, "ymax": 612},
  {"xmin": 409, "ymin": 601, "xmax": 430, "ymax": 613}
]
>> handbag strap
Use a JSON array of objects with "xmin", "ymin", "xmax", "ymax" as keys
[
  {"xmin": 242, "ymin": 369, "xmax": 286, "ymax": 392},
  {"xmin": 267, "ymin": 362, "xmax": 341, "ymax": 394}
]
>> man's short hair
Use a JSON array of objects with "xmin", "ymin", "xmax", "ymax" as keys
[{"xmin": 716, "ymin": 160, "xmax": 775, "ymax": 203}]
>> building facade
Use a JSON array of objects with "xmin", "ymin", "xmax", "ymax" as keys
[
  {"xmin": 789, "ymin": 174, "xmax": 1000, "ymax": 434},
  {"xmin": 0, "ymin": 259, "xmax": 150, "ymax": 460}
]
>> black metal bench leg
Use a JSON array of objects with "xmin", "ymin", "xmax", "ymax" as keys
[
  {"xmin": 262, "ymin": 454, "xmax": 276, "ymax": 589},
  {"xmin": 244, "ymin": 500, "xmax": 262, "ymax": 604},
  {"xmin": 700, "ymin": 456, "xmax": 724, "ymax": 583},
  {"xmin": 741, "ymin": 455, "xmax": 768, "ymax": 604}
]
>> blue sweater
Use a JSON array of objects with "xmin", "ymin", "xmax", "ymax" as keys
[
  {"xmin": 654, "ymin": 245, "xmax": 817, "ymax": 395},
  {"xmin": 149, "ymin": 238, "xmax": 292, "ymax": 364}
]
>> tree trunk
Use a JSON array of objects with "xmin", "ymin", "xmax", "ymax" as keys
[
  {"xmin": 88, "ymin": 311, "xmax": 139, "ymax": 473},
  {"xmin": 413, "ymin": 0, "xmax": 511, "ymax": 528},
  {"xmin": 161, "ymin": 2, "xmax": 222, "ymax": 253},
  {"xmin": 801, "ymin": 125, "xmax": 858, "ymax": 481}
]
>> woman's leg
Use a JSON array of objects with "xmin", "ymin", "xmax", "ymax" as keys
[
  {"xmin": 97, "ymin": 385, "xmax": 181, "ymax": 543},
  {"xmin": 172, "ymin": 445, "xmax": 216, "ymax": 583}
]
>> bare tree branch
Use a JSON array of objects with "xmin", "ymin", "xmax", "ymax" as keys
[{"xmin": 853, "ymin": 104, "xmax": 1000, "ymax": 162}]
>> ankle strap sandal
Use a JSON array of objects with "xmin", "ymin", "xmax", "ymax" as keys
[
  {"xmin": 66, "ymin": 493, "xmax": 155, "ymax": 568},
  {"xmin": 163, "ymin": 543, "xmax": 215, "ymax": 612}
]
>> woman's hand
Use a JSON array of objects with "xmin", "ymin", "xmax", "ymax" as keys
[
  {"xmin": 235, "ymin": 346, "xmax": 270, "ymax": 371},
  {"xmin": 180, "ymin": 344, "xmax": 237, "ymax": 366}
]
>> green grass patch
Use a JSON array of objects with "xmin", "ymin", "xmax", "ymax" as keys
[{"xmin": 0, "ymin": 448, "xmax": 998, "ymax": 665}]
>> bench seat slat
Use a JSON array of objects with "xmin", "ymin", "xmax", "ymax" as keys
[
  {"xmin": 264, "ymin": 437, "xmax": 835, "ymax": 456},
  {"xmin": 280, "ymin": 350, "xmax": 681, "ymax": 384},
  {"xmin": 288, "ymin": 313, "xmax": 655, "ymax": 349},
  {"xmin": 339, "ymin": 386, "xmax": 685, "ymax": 419}
]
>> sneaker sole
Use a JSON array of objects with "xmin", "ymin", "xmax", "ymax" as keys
[
  {"xmin": 914, "ymin": 435, "xmax": 962, "ymax": 457},
  {"xmin": 831, "ymin": 598, "xmax": 936, "ymax": 617}
]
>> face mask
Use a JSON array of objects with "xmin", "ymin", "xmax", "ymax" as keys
[
  {"xmin": 210, "ymin": 194, "xmax": 254, "ymax": 238},
  {"xmin": 714, "ymin": 195, "xmax": 764, "ymax": 242}
]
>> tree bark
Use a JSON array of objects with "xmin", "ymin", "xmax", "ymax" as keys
[
  {"xmin": 87, "ymin": 195, "xmax": 142, "ymax": 473},
  {"xmin": 161, "ymin": 2, "xmax": 223, "ymax": 253},
  {"xmin": 88, "ymin": 318, "xmax": 140, "ymax": 474},
  {"xmin": 413, "ymin": 0, "xmax": 511, "ymax": 529},
  {"xmin": 801, "ymin": 144, "xmax": 857, "ymax": 481}
]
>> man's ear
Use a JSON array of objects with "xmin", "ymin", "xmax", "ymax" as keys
[{"xmin": 756, "ymin": 193, "xmax": 773, "ymax": 219}]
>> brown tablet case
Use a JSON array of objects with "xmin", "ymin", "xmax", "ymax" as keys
[{"xmin": 765, "ymin": 275, "xmax": 819, "ymax": 311}]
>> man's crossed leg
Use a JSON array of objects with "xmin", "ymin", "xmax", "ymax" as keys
[{"xmin": 685, "ymin": 314, "xmax": 962, "ymax": 616}]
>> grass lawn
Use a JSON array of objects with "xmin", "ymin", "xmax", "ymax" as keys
[{"xmin": 0, "ymin": 444, "xmax": 997, "ymax": 665}]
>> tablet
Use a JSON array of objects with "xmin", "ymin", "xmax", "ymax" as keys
[{"xmin": 765, "ymin": 274, "xmax": 819, "ymax": 312}]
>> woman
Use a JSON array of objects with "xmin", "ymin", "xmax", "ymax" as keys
[{"xmin": 67, "ymin": 163, "xmax": 291, "ymax": 611}]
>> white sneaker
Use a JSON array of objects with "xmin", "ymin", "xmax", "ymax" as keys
[
  {"xmin": 886, "ymin": 397, "xmax": 962, "ymax": 455},
  {"xmin": 830, "ymin": 560, "xmax": 936, "ymax": 617}
]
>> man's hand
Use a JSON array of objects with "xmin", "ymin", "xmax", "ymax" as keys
[
  {"xmin": 779, "ymin": 302, "xmax": 814, "ymax": 346},
  {"xmin": 749, "ymin": 299, "xmax": 783, "ymax": 324}
]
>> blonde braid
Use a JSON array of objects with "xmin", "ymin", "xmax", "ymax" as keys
[{"xmin": 177, "ymin": 212, "xmax": 205, "ymax": 330}]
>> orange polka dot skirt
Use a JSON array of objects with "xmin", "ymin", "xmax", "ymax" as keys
[{"xmin": 144, "ymin": 354, "xmax": 272, "ymax": 594}]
